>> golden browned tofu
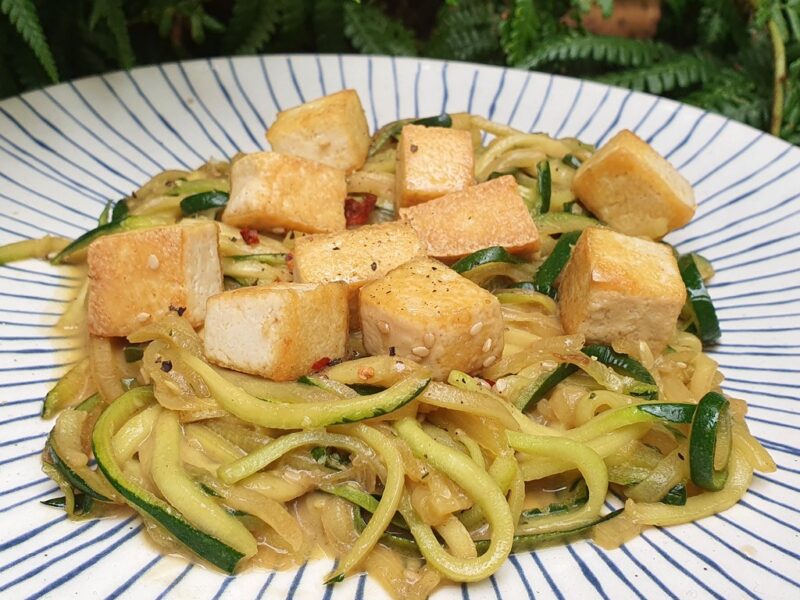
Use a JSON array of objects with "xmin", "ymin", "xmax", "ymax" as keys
[
  {"xmin": 223, "ymin": 152, "xmax": 346, "ymax": 234},
  {"xmin": 293, "ymin": 223, "xmax": 426, "ymax": 327},
  {"xmin": 395, "ymin": 124, "xmax": 474, "ymax": 207},
  {"xmin": 266, "ymin": 89, "xmax": 370, "ymax": 173},
  {"xmin": 572, "ymin": 130, "xmax": 696, "ymax": 239},
  {"xmin": 359, "ymin": 258, "xmax": 504, "ymax": 380},
  {"xmin": 400, "ymin": 175, "xmax": 540, "ymax": 261},
  {"xmin": 558, "ymin": 227, "xmax": 686, "ymax": 346},
  {"xmin": 87, "ymin": 222, "xmax": 222, "ymax": 337},
  {"xmin": 203, "ymin": 282, "xmax": 348, "ymax": 381}
]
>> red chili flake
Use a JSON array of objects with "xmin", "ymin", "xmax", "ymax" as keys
[
  {"xmin": 344, "ymin": 193, "xmax": 377, "ymax": 227},
  {"xmin": 311, "ymin": 356, "xmax": 331, "ymax": 372},
  {"xmin": 483, "ymin": 378, "xmax": 496, "ymax": 386},
  {"xmin": 240, "ymin": 228, "xmax": 260, "ymax": 245}
]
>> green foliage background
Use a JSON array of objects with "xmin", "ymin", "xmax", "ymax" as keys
[{"xmin": 0, "ymin": 0, "xmax": 798, "ymax": 144}]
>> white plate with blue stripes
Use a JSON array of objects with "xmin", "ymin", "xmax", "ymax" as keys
[{"xmin": 0, "ymin": 55, "xmax": 798, "ymax": 600}]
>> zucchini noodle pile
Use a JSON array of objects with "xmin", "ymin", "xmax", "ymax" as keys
[{"xmin": 4, "ymin": 114, "xmax": 775, "ymax": 600}]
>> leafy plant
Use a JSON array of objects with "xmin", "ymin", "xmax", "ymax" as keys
[{"xmin": 0, "ymin": 0, "xmax": 797, "ymax": 145}]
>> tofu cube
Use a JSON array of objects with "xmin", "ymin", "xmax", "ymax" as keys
[
  {"xmin": 395, "ymin": 124, "xmax": 474, "ymax": 207},
  {"xmin": 87, "ymin": 222, "xmax": 222, "ymax": 337},
  {"xmin": 572, "ymin": 130, "xmax": 696, "ymax": 239},
  {"xmin": 293, "ymin": 223, "xmax": 426, "ymax": 327},
  {"xmin": 203, "ymin": 282, "xmax": 348, "ymax": 381},
  {"xmin": 359, "ymin": 257, "xmax": 504, "ymax": 380},
  {"xmin": 400, "ymin": 175, "xmax": 540, "ymax": 261},
  {"xmin": 223, "ymin": 152, "xmax": 346, "ymax": 234},
  {"xmin": 557, "ymin": 227, "xmax": 686, "ymax": 346},
  {"xmin": 266, "ymin": 89, "xmax": 370, "ymax": 173}
]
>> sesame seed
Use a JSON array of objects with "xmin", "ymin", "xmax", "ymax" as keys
[
  {"xmin": 395, "ymin": 362, "xmax": 407, "ymax": 372},
  {"xmin": 470, "ymin": 322, "xmax": 483, "ymax": 336},
  {"xmin": 378, "ymin": 321, "xmax": 390, "ymax": 334},
  {"xmin": 423, "ymin": 332, "xmax": 434, "ymax": 347},
  {"xmin": 482, "ymin": 338, "xmax": 493, "ymax": 353},
  {"xmin": 135, "ymin": 312, "xmax": 151, "ymax": 322},
  {"xmin": 147, "ymin": 254, "xmax": 159, "ymax": 270},
  {"xmin": 482, "ymin": 355, "xmax": 496, "ymax": 368},
  {"xmin": 412, "ymin": 346, "xmax": 430, "ymax": 357},
  {"xmin": 495, "ymin": 378, "xmax": 508, "ymax": 392}
]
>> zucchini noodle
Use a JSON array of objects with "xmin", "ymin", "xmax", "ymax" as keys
[{"xmin": 5, "ymin": 109, "xmax": 771, "ymax": 599}]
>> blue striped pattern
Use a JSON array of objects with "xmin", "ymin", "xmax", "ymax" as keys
[{"xmin": 1, "ymin": 55, "xmax": 798, "ymax": 599}]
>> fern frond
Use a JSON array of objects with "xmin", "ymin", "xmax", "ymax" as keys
[
  {"xmin": 781, "ymin": 55, "xmax": 800, "ymax": 143},
  {"xmin": 0, "ymin": 20, "xmax": 19, "ymax": 96},
  {"xmin": 313, "ymin": 0, "xmax": 348, "ymax": 53},
  {"xmin": 1, "ymin": 0, "xmax": 58, "ymax": 81},
  {"xmin": 224, "ymin": 0, "xmax": 279, "ymax": 54},
  {"xmin": 343, "ymin": 2, "xmax": 417, "ymax": 56},
  {"xmin": 596, "ymin": 51, "xmax": 717, "ymax": 95},
  {"xmin": 89, "ymin": 0, "xmax": 134, "ymax": 68},
  {"xmin": 10, "ymin": 33, "xmax": 51, "ymax": 89},
  {"xmin": 427, "ymin": 0, "xmax": 501, "ymax": 62},
  {"xmin": 684, "ymin": 70, "xmax": 770, "ymax": 129},
  {"xmin": 517, "ymin": 33, "xmax": 673, "ymax": 70},
  {"xmin": 500, "ymin": 0, "xmax": 556, "ymax": 66},
  {"xmin": 268, "ymin": 0, "xmax": 313, "ymax": 52}
]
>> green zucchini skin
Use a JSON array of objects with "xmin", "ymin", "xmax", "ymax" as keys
[
  {"xmin": 413, "ymin": 114, "xmax": 452, "ymax": 128},
  {"xmin": 50, "ymin": 215, "xmax": 163, "ymax": 265},
  {"xmin": 533, "ymin": 230, "xmax": 582, "ymax": 296},
  {"xmin": 678, "ymin": 253, "xmax": 721, "ymax": 345},
  {"xmin": 111, "ymin": 199, "xmax": 129, "ymax": 222},
  {"xmin": 368, "ymin": 113, "xmax": 452, "ymax": 157},
  {"xmin": 180, "ymin": 191, "xmax": 229, "ymax": 215},
  {"xmin": 519, "ymin": 344, "xmax": 659, "ymax": 411},
  {"xmin": 689, "ymin": 391, "xmax": 731, "ymax": 491},
  {"xmin": 637, "ymin": 403, "xmax": 696, "ymax": 424},
  {"xmin": 582, "ymin": 344, "xmax": 658, "ymax": 399},
  {"xmin": 533, "ymin": 212, "xmax": 601, "ymax": 236},
  {"xmin": 562, "ymin": 154, "xmax": 582, "ymax": 169},
  {"xmin": 45, "ymin": 440, "xmax": 111, "ymax": 502},
  {"xmin": 537, "ymin": 160, "xmax": 551, "ymax": 213},
  {"xmin": 518, "ymin": 364, "xmax": 576, "ymax": 411},
  {"xmin": 661, "ymin": 483, "xmax": 688, "ymax": 505},
  {"xmin": 451, "ymin": 246, "xmax": 524, "ymax": 274},
  {"xmin": 92, "ymin": 387, "xmax": 245, "ymax": 574}
]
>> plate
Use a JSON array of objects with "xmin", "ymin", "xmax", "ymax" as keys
[{"xmin": 0, "ymin": 55, "xmax": 798, "ymax": 600}]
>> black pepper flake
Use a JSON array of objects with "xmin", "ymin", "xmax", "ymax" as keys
[
  {"xmin": 410, "ymin": 144, "xmax": 418, "ymax": 153},
  {"xmin": 328, "ymin": 357, "xmax": 343, "ymax": 368},
  {"xmin": 678, "ymin": 453, "xmax": 685, "ymax": 461},
  {"xmin": 169, "ymin": 304, "xmax": 187, "ymax": 317},
  {"xmin": 389, "ymin": 346, "xmax": 396, "ymax": 356},
  {"xmin": 160, "ymin": 360, "xmax": 173, "ymax": 373},
  {"xmin": 332, "ymin": 246, "xmax": 340, "ymax": 251},
  {"xmin": 370, "ymin": 261, "xmax": 377, "ymax": 271}
]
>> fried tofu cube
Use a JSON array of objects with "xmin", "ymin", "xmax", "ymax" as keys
[
  {"xmin": 222, "ymin": 152, "xmax": 346, "ymax": 234},
  {"xmin": 293, "ymin": 223, "xmax": 426, "ymax": 327},
  {"xmin": 203, "ymin": 282, "xmax": 348, "ymax": 381},
  {"xmin": 87, "ymin": 222, "xmax": 222, "ymax": 337},
  {"xmin": 400, "ymin": 176, "xmax": 540, "ymax": 261},
  {"xmin": 266, "ymin": 89, "xmax": 370, "ymax": 173},
  {"xmin": 557, "ymin": 227, "xmax": 686, "ymax": 346},
  {"xmin": 359, "ymin": 258, "xmax": 504, "ymax": 380},
  {"xmin": 572, "ymin": 130, "xmax": 696, "ymax": 239},
  {"xmin": 395, "ymin": 124, "xmax": 474, "ymax": 207}
]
